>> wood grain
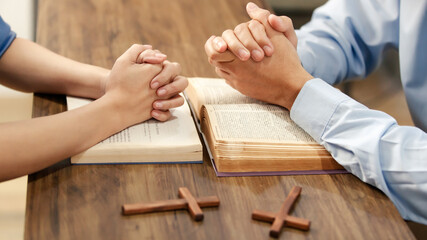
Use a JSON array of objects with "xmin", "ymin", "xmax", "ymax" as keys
[
  {"xmin": 178, "ymin": 187, "xmax": 204, "ymax": 221},
  {"xmin": 25, "ymin": 0, "xmax": 415, "ymax": 239},
  {"xmin": 267, "ymin": 186, "xmax": 310, "ymax": 237},
  {"xmin": 122, "ymin": 195, "xmax": 219, "ymax": 215},
  {"xmin": 252, "ymin": 210, "xmax": 310, "ymax": 231}
]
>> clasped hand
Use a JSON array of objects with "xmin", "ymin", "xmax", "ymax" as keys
[
  {"xmin": 204, "ymin": 2, "xmax": 313, "ymax": 110},
  {"xmin": 104, "ymin": 44, "xmax": 188, "ymax": 127}
]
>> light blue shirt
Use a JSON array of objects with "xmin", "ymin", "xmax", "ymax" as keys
[{"xmin": 291, "ymin": 0, "xmax": 427, "ymax": 224}]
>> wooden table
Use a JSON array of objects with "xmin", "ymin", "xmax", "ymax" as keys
[{"xmin": 25, "ymin": 0, "xmax": 415, "ymax": 239}]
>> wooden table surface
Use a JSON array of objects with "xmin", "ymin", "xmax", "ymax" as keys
[{"xmin": 25, "ymin": 0, "xmax": 415, "ymax": 239}]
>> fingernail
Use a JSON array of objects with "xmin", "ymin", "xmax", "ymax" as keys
[
  {"xmin": 263, "ymin": 45, "xmax": 273, "ymax": 55},
  {"xmin": 155, "ymin": 102, "xmax": 163, "ymax": 108},
  {"xmin": 216, "ymin": 41, "xmax": 224, "ymax": 51},
  {"xmin": 155, "ymin": 53, "xmax": 166, "ymax": 58},
  {"xmin": 251, "ymin": 50, "xmax": 263, "ymax": 61},
  {"xmin": 276, "ymin": 15, "xmax": 286, "ymax": 26},
  {"xmin": 158, "ymin": 89, "xmax": 167, "ymax": 96},
  {"xmin": 152, "ymin": 111, "xmax": 159, "ymax": 117},
  {"xmin": 213, "ymin": 38, "xmax": 224, "ymax": 51},
  {"xmin": 151, "ymin": 81, "xmax": 159, "ymax": 88},
  {"xmin": 247, "ymin": 2, "xmax": 257, "ymax": 10},
  {"xmin": 238, "ymin": 49, "xmax": 250, "ymax": 59}
]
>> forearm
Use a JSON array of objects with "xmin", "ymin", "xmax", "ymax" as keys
[
  {"xmin": 0, "ymin": 43, "xmax": 185, "ymax": 181},
  {"xmin": 0, "ymin": 95, "xmax": 123, "ymax": 181},
  {"xmin": 0, "ymin": 38, "xmax": 108, "ymax": 99}
]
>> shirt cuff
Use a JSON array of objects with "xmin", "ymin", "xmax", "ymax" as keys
[{"xmin": 290, "ymin": 78, "xmax": 350, "ymax": 143}]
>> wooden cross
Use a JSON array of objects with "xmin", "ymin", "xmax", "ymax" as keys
[
  {"xmin": 252, "ymin": 186, "xmax": 310, "ymax": 238},
  {"xmin": 122, "ymin": 187, "xmax": 220, "ymax": 221}
]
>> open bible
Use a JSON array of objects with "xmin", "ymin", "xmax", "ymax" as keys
[
  {"xmin": 185, "ymin": 77, "xmax": 344, "ymax": 176},
  {"xmin": 67, "ymin": 96, "xmax": 203, "ymax": 164}
]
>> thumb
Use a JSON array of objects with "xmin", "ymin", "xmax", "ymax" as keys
[
  {"xmin": 268, "ymin": 15, "xmax": 298, "ymax": 49},
  {"xmin": 122, "ymin": 44, "xmax": 153, "ymax": 63},
  {"xmin": 246, "ymin": 2, "xmax": 276, "ymax": 37}
]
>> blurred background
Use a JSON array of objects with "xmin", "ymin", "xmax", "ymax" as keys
[{"xmin": 0, "ymin": 0, "xmax": 419, "ymax": 239}]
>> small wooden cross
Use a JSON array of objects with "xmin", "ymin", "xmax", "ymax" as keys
[
  {"xmin": 122, "ymin": 187, "xmax": 220, "ymax": 221},
  {"xmin": 252, "ymin": 186, "xmax": 310, "ymax": 238}
]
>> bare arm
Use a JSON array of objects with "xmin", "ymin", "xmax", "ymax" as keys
[
  {"xmin": 0, "ymin": 44, "xmax": 179, "ymax": 181},
  {"xmin": 0, "ymin": 38, "xmax": 109, "ymax": 99},
  {"xmin": 1, "ymin": 96, "xmax": 122, "ymax": 181}
]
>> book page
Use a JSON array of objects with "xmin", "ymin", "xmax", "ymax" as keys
[
  {"xmin": 188, "ymin": 77, "xmax": 262, "ymax": 105},
  {"xmin": 186, "ymin": 77, "xmax": 263, "ymax": 119},
  {"xmin": 204, "ymin": 104, "xmax": 316, "ymax": 144},
  {"xmin": 67, "ymin": 96, "xmax": 201, "ymax": 149}
]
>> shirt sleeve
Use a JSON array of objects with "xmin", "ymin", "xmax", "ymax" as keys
[
  {"xmin": 0, "ymin": 16, "xmax": 16, "ymax": 58},
  {"xmin": 291, "ymin": 79, "xmax": 427, "ymax": 224},
  {"xmin": 296, "ymin": 0, "xmax": 399, "ymax": 84}
]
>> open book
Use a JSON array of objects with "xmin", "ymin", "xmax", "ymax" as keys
[
  {"xmin": 67, "ymin": 96, "xmax": 203, "ymax": 164},
  {"xmin": 185, "ymin": 77, "xmax": 344, "ymax": 176}
]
